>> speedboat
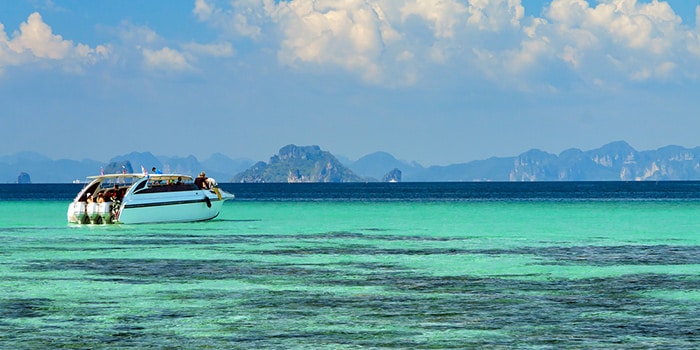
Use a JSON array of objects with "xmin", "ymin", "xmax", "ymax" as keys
[{"xmin": 67, "ymin": 173, "xmax": 234, "ymax": 224}]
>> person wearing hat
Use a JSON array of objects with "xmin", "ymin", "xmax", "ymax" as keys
[{"xmin": 195, "ymin": 171, "xmax": 209, "ymax": 189}]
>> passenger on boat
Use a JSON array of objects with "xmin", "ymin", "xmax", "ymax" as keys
[
  {"xmin": 195, "ymin": 172, "xmax": 209, "ymax": 189},
  {"xmin": 206, "ymin": 177, "xmax": 218, "ymax": 188},
  {"xmin": 110, "ymin": 185, "xmax": 122, "ymax": 203},
  {"xmin": 86, "ymin": 193, "xmax": 93, "ymax": 203},
  {"xmin": 152, "ymin": 167, "xmax": 164, "ymax": 184},
  {"xmin": 110, "ymin": 185, "xmax": 122, "ymax": 221},
  {"xmin": 96, "ymin": 193, "xmax": 105, "ymax": 203},
  {"xmin": 167, "ymin": 177, "xmax": 184, "ymax": 186}
]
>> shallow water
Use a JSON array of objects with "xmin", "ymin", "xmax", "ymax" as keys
[{"xmin": 1, "ymin": 183, "xmax": 700, "ymax": 348}]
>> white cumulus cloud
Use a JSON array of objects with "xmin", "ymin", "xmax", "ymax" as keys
[
  {"xmin": 0, "ymin": 12, "xmax": 109, "ymax": 74},
  {"xmin": 192, "ymin": 0, "xmax": 538, "ymax": 86},
  {"xmin": 142, "ymin": 47, "xmax": 192, "ymax": 71},
  {"xmin": 400, "ymin": 0, "xmax": 468, "ymax": 38},
  {"xmin": 271, "ymin": 0, "xmax": 390, "ymax": 83},
  {"xmin": 193, "ymin": 0, "xmax": 265, "ymax": 39},
  {"xmin": 539, "ymin": 0, "xmax": 692, "ymax": 83},
  {"xmin": 117, "ymin": 22, "xmax": 162, "ymax": 46},
  {"xmin": 466, "ymin": 0, "xmax": 525, "ymax": 31},
  {"xmin": 116, "ymin": 22, "xmax": 224, "ymax": 73}
]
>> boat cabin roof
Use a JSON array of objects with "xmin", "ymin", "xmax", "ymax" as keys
[{"xmin": 87, "ymin": 173, "xmax": 194, "ymax": 182}]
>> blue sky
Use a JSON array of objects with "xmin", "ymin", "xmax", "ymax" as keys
[{"xmin": 1, "ymin": 0, "xmax": 699, "ymax": 166}]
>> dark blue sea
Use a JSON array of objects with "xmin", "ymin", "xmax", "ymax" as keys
[
  {"xmin": 1, "ymin": 182, "xmax": 700, "ymax": 348},
  {"xmin": 5, "ymin": 181, "xmax": 700, "ymax": 201}
]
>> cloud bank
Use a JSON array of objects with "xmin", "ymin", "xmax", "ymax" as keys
[
  {"xmin": 192, "ymin": 0, "xmax": 700, "ymax": 88},
  {"xmin": 2, "ymin": 1, "xmax": 699, "ymax": 89}
]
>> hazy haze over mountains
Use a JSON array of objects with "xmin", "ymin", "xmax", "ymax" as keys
[
  {"xmin": 0, "ymin": 152, "xmax": 255, "ymax": 184},
  {"xmin": 349, "ymin": 141, "xmax": 700, "ymax": 182},
  {"xmin": 4, "ymin": 141, "xmax": 700, "ymax": 183}
]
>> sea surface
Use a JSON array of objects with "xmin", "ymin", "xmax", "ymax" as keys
[{"xmin": 1, "ymin": 182, "xmax": 699, "ymax": 349}]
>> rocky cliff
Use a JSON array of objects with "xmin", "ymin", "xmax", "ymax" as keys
[
  {"xmin": 233, "ymin": 145, "xmax": 363, "ymax": 183},
  {"xmin": 342, "ymin": 140, "xmax": 700, "ymax": 182},
  {"xmin": 103, "ymin": 161, "xmax": 133, "ymax": 174},
  {"xmin": 508, "ymin": 141, "xmax": 700, "ymax": 181},
  {"xmin": 382, "ymin": 168, "xmax": 402, "ymax": 182}
]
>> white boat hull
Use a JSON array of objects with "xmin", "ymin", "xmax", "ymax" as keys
[{"xmin": 117, "ymin": 191, "xmax": 225, "ymax": 224}]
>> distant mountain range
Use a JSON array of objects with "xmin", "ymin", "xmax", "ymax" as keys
[
  {"xmin": 0, "ymin": 151, "xmax": 255, "ymax": 184},
  {"xmin": 4, "ymin": 141, "xmax": 700, "ymax": 183},
  {"xmin": 349, "ymin": 141, "xmax": 700, "ymax": 182}
]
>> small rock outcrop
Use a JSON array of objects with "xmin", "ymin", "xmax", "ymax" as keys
[
  {"xmin": 382, "ymin": 168, "xmax": 402, "ymax": 182},
  {"xmin": 16, "ymin": 172, "xmax": 31, "ymax": 184}
]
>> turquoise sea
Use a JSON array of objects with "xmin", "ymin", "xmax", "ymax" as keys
[{"xmin": 1, "ymin": 182, "xmax": 700, "ymax": 348}]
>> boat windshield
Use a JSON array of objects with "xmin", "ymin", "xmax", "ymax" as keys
[
  {"xmin": 147, "ymin": 175, "xmax": 194, "ymax": 184},
  {"xmin": 96, "ymin": 176, "xmax": 141, "ymax": 189}
]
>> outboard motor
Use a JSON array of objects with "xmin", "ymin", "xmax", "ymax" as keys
[
  {"xmin": 97, "ymin": 202, "xmax": 112, "ymax": 224},
  {"xmin": 87, "ymin": 201, "xmax": 99, "ymax": 224},
  {"xmin": 68, "ymin": 201, "xmax": 87, "ymax": 224}
]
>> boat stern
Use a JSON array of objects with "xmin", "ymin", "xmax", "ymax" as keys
[{"xmin": 211, "ymin": 187, "xmax": 235, "ymax": 201}]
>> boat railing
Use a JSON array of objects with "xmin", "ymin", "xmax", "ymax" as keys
[{"xmin": 135, "ymin": 183, "xmax": 199, "ymax": 194}]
